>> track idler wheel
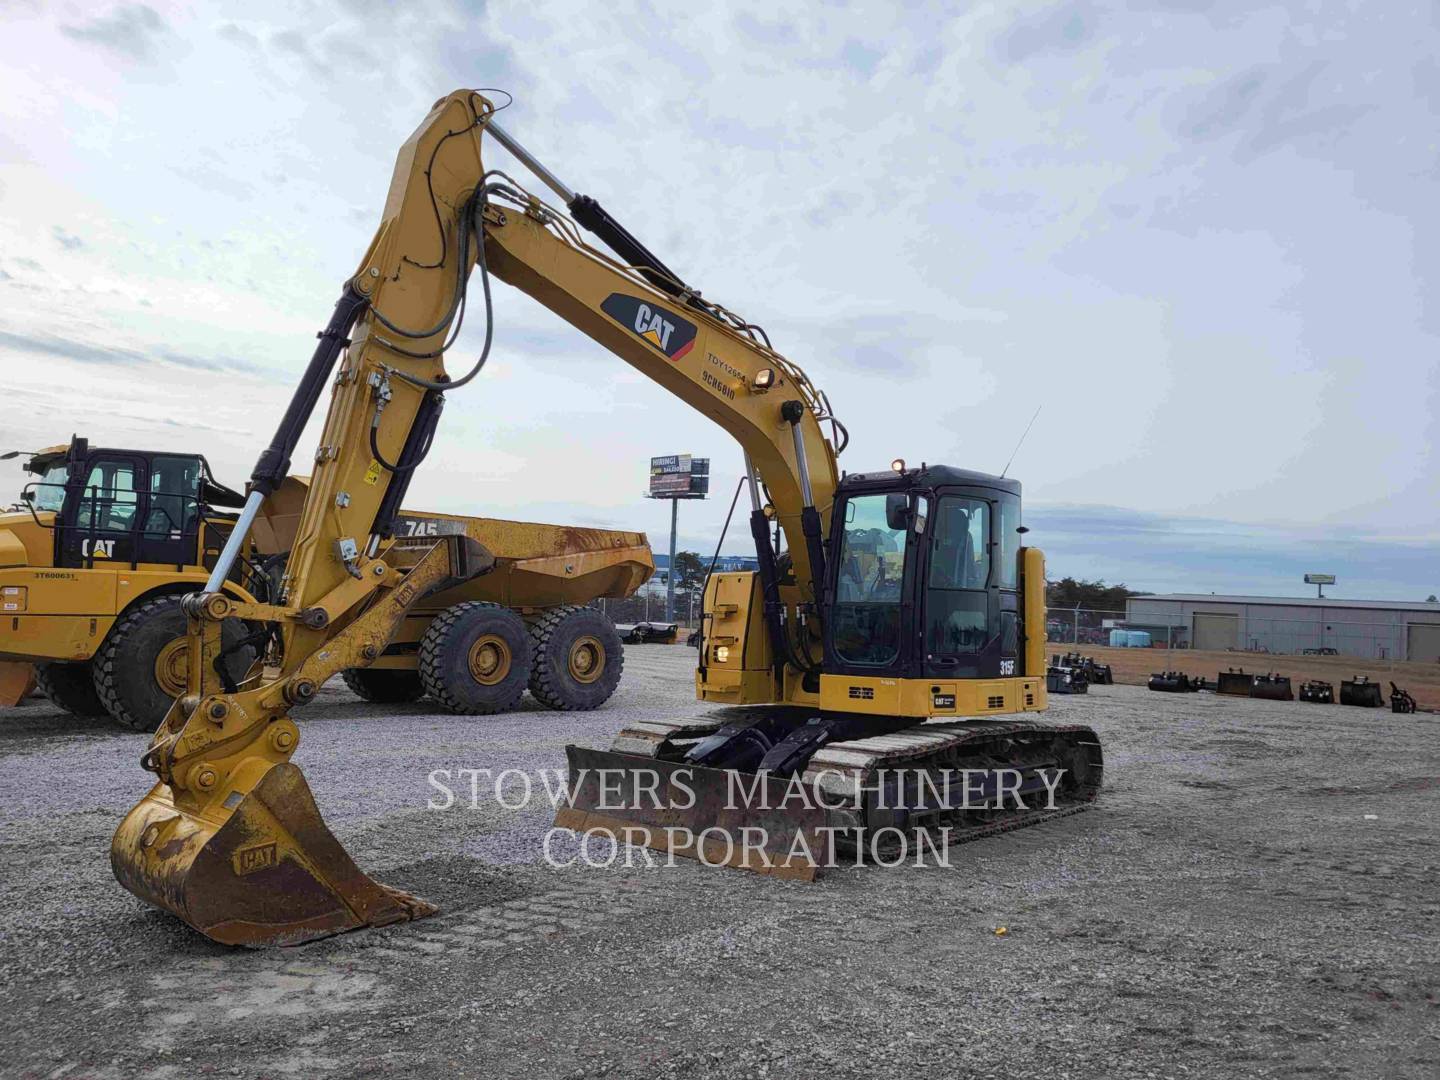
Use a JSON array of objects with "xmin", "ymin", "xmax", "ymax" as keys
[{"xmin": 112, "ymin": 762, "xmax": 435, "ymax": 947}]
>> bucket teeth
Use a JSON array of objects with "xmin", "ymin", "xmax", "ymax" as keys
[{"xmin": 112, "ymin": 762, "xmax": 434, "ymax": 947}]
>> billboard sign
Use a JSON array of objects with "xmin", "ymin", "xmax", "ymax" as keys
[
  {"xmin": 648, "ymin": 455, "xmax": 709, "ymax": 498},
  {"xmin": 1303, "ymin": 573, "xmax": 1336, "ymax": 585}
]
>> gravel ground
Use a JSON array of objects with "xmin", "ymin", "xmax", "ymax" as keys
[{"xmin": 1, "ymin": 647, "xmax": 1437, "ymax": 1079}]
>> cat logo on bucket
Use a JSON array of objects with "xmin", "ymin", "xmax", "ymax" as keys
[
  {"xmin": 232, "ymin": 841, "xmax": 279, "ymax": 876},
  {"xmin": 600, "ymin": 293, "xmax": 697, "ymax": 360}
]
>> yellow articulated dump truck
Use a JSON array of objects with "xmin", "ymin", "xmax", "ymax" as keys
[{"xmin": 0, "ymin": 437, "xmax": 651, "ymax": 729}]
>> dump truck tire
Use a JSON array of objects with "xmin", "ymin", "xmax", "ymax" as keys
[
  {"xmin": 94, "ymin": 594, "xmax": 256, "ymax": 732},
  {"xmin": 419, "ymin": 601, "xmax": 532, "ymax": 715},
  {"xmin": 529, "ymin": 605, "xmax": 624, "ymax": 711},
  {"xmin": 35, "ymin": 662, "xmax": 108, "ymax": 718},
  {"xmin": 341, "ymin": 667, "xmax": 425, "ymax": 704}
]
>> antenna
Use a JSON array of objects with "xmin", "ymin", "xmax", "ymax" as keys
[{"xmin": 1000, "ymin": 405, "xmax": 1042, "ymax": 478}]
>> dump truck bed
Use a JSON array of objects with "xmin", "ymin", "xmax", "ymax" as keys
[
  {"xmin": 400, "ymin": 513, "xmax": 653, "ymax": 610},
  {"xmin": 254, "ymin": 477, "xmax": 653, "ymax": 610}
]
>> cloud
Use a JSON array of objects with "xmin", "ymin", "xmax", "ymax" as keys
[
  {"xmin": 51, "ymin": 226, "xmax": 84, "ymax": 251},
  {"xmin": 840, "ymin": 39, "xmax": 882, "ymax": 79},
  {"xmin": 4, "ymin": 0, "xmax": 1437, "ymax": 583},
  {"xmin": 0, "ymin": 329, "xmax": 264, "ymax": 375},
  {"xmin": 996, "ymin": 3, "xmax": 1094, "ymax": 64},
  {"xmin": 1170, "ymin": 61, "xmax": 1375, "ymax": 164},
  {"xmin": 59, "ymin": 4, "xmax": 167, "ymax": 62},
  {"xmin": 216, "ymin": 22, "xmax": 259, "ymax": 50},
  {"xmin": 1031, "ymin": 504, "xmax": 1438, "ymax": 600}
]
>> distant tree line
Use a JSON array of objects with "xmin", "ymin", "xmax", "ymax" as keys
[{"xmin": 1046, "ymin": 577, "xmax": 1138, "ymax": 614}]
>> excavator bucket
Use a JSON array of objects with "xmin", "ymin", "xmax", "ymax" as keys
[
  {"xmin": 552, "ymin": 746, "xmax": 826, "ymax": 880},
  {"xmin": 1249, "ymin": 673, "xmax": 1294, "ymax": 701},
  {"xmin": 1339, "ymin": 676, "xmax": 1384, "ymax": 708},
  {"xmin": 1216, "ymin": 668, "xmax": 1252, "ymax": 696},
  {"xmin": 1148, "ymin": 671, "xmax": 1193, "ymax": 693},
  {"xmin": 112, "ymin": 762, "xmax": 434, "ymax": 946},
  {"xmin": 0, "ymin": 662, "xmax": 36, "ymax": 707}
]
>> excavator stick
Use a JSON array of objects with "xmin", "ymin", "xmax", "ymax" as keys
[
  {"xmin": 113, "ymin": 764, "xmax": 434, "ymax": 947},
  {"xmin": 553, "ymin": 746, "xmax": 826, "ymax": 880},
  {"xmin": 0, "ymin": 662, "xmax": 36, "ymax": 707}
]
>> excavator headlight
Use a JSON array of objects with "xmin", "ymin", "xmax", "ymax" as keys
[
  {"xmin": 891, "ymin": 458, "xmax": 906, "ymax": 473},
  {"xmin": 752, "ymin": 368, "xmax": 776, "ymax": 392},
  {"xmin": 714, "ymin": 645, "xmax": 730, "ymax": 663}
]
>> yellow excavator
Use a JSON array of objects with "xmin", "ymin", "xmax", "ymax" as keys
[{"xmin": 112, "ymin": 90, "xmax": 1102, "ymax": 946}]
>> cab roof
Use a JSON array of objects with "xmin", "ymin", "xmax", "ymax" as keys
[{"xmin": 840, "ymin": 463, "xmax": 1021, "ymax": 497}]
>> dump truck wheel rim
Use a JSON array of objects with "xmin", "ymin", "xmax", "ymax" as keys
[
  {"xmin": 153, "ymin": 637, "xmax": 189, "ymax": 698},
  {"xmin": 468, "ymin": 635, "xmax": 511, "ymax": 685},
  {"xmin": 567, "ymin": 636, "xmax": 606, "ymax": 684}
]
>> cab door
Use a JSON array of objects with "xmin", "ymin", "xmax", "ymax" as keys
[
  {"xmin": 60, "ymin": 454, "xmax": 147, "ymax": 568},
  {"xmin": 137, "ymin": 454, "xmax": 204, "ymax": 567}
]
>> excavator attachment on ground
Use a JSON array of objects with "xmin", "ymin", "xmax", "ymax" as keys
[
  {"xmin": 114, "ymin": 764, "xmax": 434, "ymax": 946},
  {"xmin": 112, "ymin": 533, "xmax": 491, "ymax": 945},
  {"xmin": 1340, "ymin": 675, "xmax": 1384, "ymax": 707},
  {"xmin": 1249, "ymin": 672, "xmax": 1294, "ymax": 701}
]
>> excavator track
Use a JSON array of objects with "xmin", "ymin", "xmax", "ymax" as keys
[{"xmin": 560, "ymin": 714, "xmax": 1103, "ymax": 875}]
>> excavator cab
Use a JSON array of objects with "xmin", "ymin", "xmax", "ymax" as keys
[{"xmin": 824, "ymin": 466, "xmax": 1025, "ymax": 688}]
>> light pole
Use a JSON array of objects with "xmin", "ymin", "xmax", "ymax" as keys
[
  {"xmin": 666, "ymin": 496, "xmax": 678, "ymax": 623},
  {"xmin": 645, "ymin": 454, "xmax": 709, "ymax": 626}
]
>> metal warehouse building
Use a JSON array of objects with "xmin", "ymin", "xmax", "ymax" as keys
[{"xmin": 1125, "ymin": 594, "xmax": 1440, "ymax": 662}]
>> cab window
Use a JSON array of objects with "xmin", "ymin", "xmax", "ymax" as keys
[
  {"xmin": 77, "ymin": 459, "xmax": 140, "ymax": 532},
  {"xmin": 145, "ymin": 455, "xmax": 202, "ymax": 536},
  {"xmin": 831, "ymin": 493, "xmax": 907, "ymax": 665},
  {"xmin": 29, "ymin": 463, "xmax": 68, "ymax": 513},
  {"xmin": 995, "ymin": 492, "xmax": 1021, "ymax": 589},
  {"xmin": 926, "ymin": 497, "xmax": 991, "ymax": 656}
]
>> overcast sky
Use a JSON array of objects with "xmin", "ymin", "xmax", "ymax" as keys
[{"xmin": 0, "ymin": 1, "xmax": 1435, "ymax": 600}]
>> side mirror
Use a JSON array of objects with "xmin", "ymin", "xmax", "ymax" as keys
[
  {"xmin": 885, "ymin": 492, "xmax": 911, "ymax": 532},
  {"xmin": 20, "ymin": 489, "xmax": 33, "ymax": 503}
]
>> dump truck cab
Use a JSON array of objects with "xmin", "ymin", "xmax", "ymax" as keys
[
  {"xmin": 0, "ymin": 437, "xmax": 261, "ymax": 665},
  {"xmin": 13, "ymin": 437, "xmax": 248, "ymax": 571}
]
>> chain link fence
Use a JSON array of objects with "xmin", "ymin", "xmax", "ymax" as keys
[
  {"xmin": 1047, "ymin": 607, "xmax": 1411, "ymax": 661},
  {"xmin": 595, "ymin": 588, "xmax": 700, "ymax": 629}
]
